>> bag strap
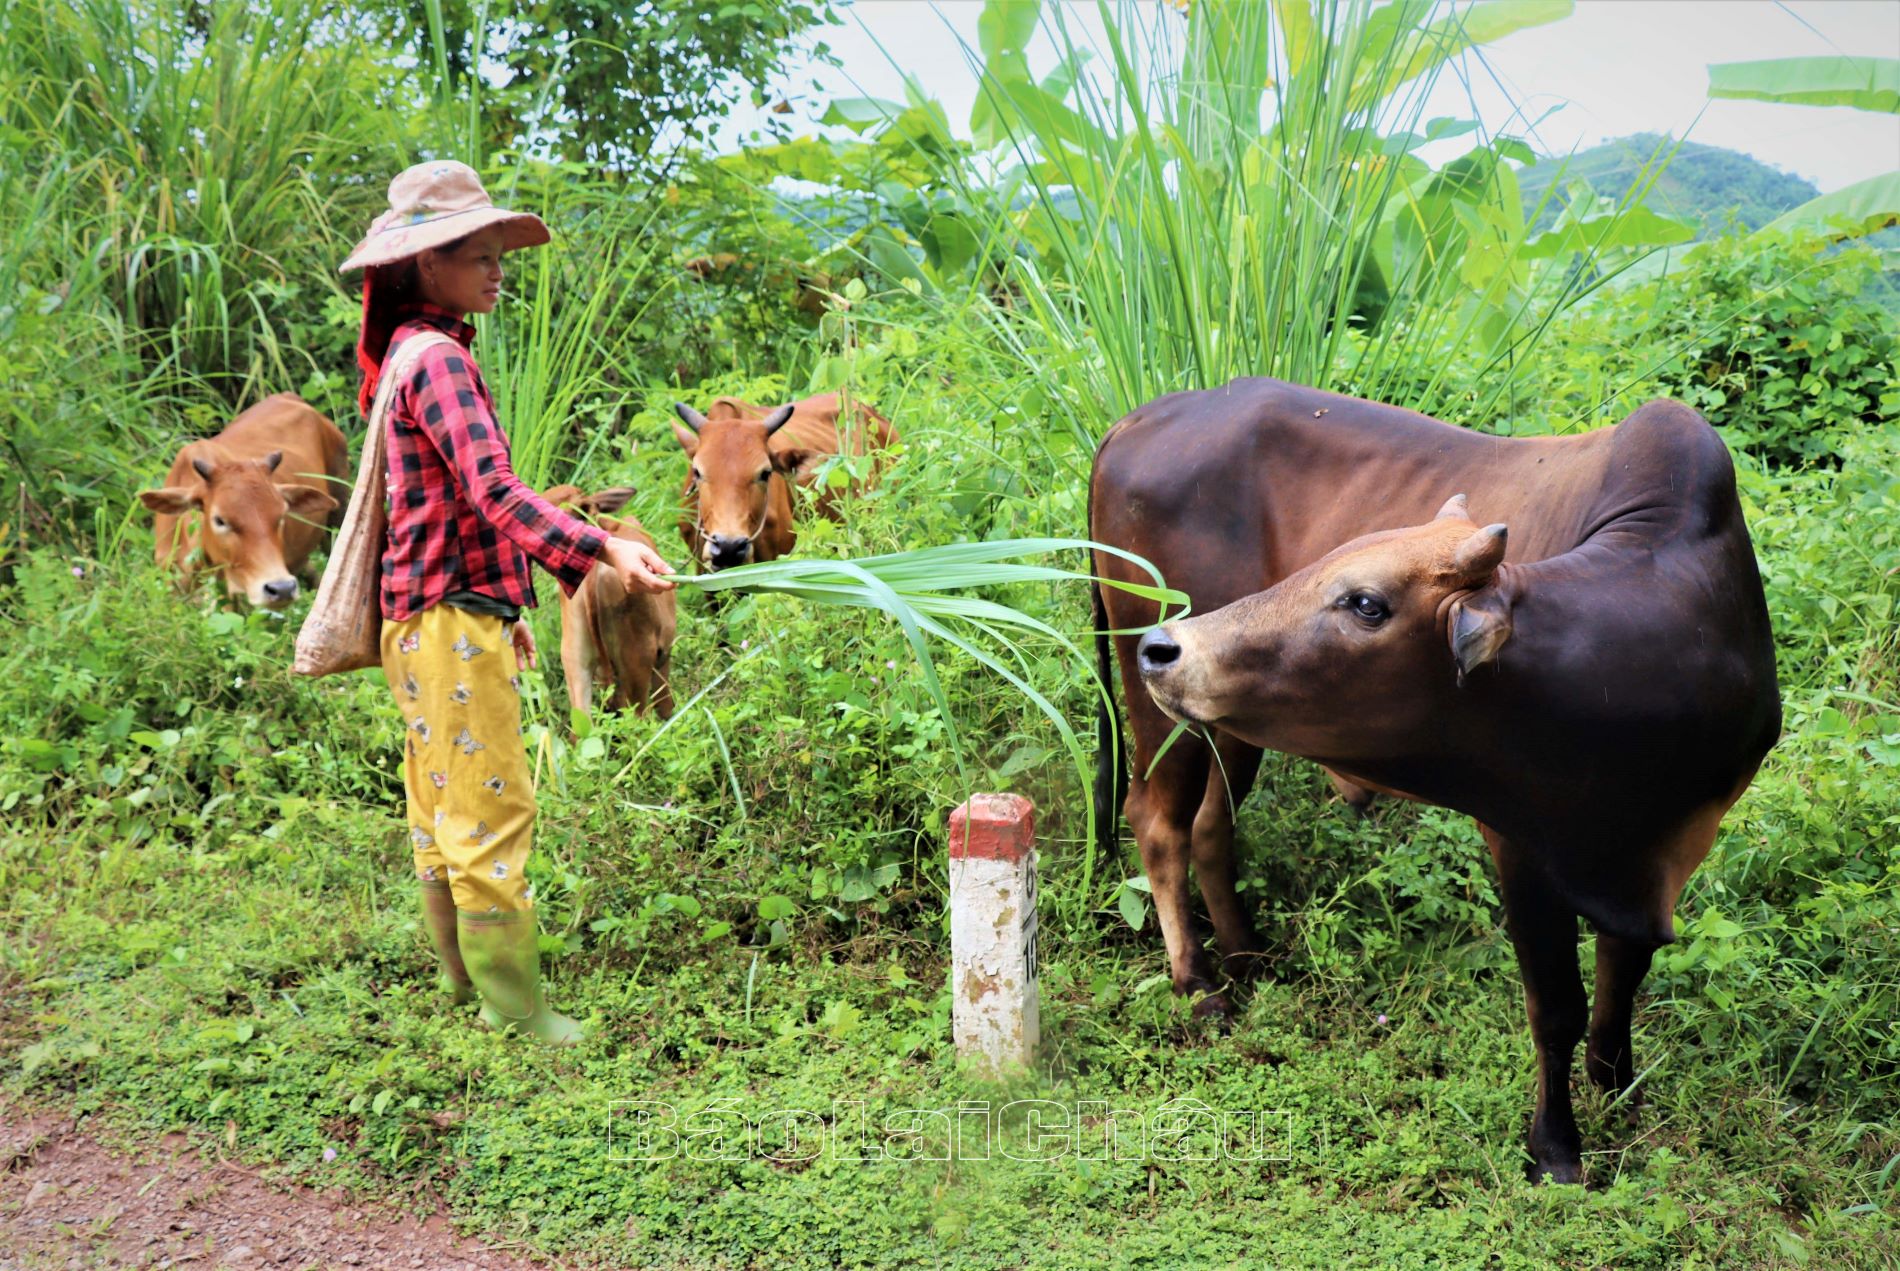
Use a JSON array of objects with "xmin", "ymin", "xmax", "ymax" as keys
[{"xmin": 369, "ymin": 329, "xmax": 457, "ymax": 437}]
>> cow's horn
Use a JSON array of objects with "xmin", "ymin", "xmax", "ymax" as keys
[
  {"xmin": 191, "ymin": 457, "xmax": 215, "ymax": 482},
  {"xmin": 264, "ymin": 450, "xmax": 284, "ymax": 473},
  {"xmin": 1434, "ymin": 493, "xmax": 1470, "ymax": 521},
  {"xmin": 1451, "ymin": 523, "xmax": 1508, "ymax": 581},
  {"xmin": 761, "ymin": 404, "xmax": 795, "ymax": 437},
  {"xmin": 673, "ymin": 402, "xmax": 707, "ymax": 431}
]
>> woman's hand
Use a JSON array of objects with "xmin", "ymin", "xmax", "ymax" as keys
[
  {"xmin": 603, "ymin": 537, "xmax": 677, "ymax": 594},
  {"xmin": 511, "ymin": 620, "xmax": 538, "ymax": 672}
]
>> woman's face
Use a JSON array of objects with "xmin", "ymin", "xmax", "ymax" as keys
[{"xmin": 418, "ymin": 227, "xmax": 506, "ymax": 316}]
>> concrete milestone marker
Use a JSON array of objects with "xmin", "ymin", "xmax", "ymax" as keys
[{"xmin": 949, "ymin": 794, "xmax": 1039, "ymax": 1073}]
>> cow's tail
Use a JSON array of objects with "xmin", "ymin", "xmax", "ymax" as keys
[{"xmin": 1090, "ymin": 566, "xmax": 1125, "ymax": 879}]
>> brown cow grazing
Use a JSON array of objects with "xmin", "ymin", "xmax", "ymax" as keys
[
  {"xmin": 670, "ymin": 393, "xmax": 896, "ymax": 571},
  {"xmin": 1091, "ymin": 381, "xmax": 1780, "ymax": 1184},
  {"xmin": 544, "ymin": 485, "xmax": 677, "ymax": 718},
  {"xmin": 139, "ymin": 393, "xmax": 346, "ymax": 609}
]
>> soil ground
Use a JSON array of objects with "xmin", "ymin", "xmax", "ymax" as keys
[{"xmin": 0, "ymin": 1105, "xmax": 547, "ymax": 1271}]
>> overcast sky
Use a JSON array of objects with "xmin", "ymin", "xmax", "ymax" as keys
[{"xmin": 712, "ymin": 0, "xmax": 1900, "ymax": 195}]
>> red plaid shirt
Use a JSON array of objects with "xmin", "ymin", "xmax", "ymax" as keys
[{"xmin": 379, "ymin": 305, "xmax": 606, "ymax": 621}]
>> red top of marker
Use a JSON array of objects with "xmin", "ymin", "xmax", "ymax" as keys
[{"xmin": 948, "ymin": 794, "xmax": 1035, "ymax": 863}]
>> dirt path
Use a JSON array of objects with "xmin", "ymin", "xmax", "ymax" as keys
[{"xmin": 0, "ymin": 1105, "xmax": 549, "ymax": 1270}]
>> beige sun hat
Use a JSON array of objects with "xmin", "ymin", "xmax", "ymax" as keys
[{"xmin": 338, "ymin": 160, "xmax": 550, "ymax": 273}]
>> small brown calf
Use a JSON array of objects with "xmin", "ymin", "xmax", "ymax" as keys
[{"xmin": 544, "ymin": 486, "xmax": 677, "ymax": 718}]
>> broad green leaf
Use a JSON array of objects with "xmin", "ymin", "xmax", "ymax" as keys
[
  {"xmin": 1039, "ymin": 49, "xmax": 1091, "ymax": 101},
  {"xmin": 919, "ymin": 213, "xmax": 980, "ymax": 275},
  {"xmin": 864, "ymin": 225, "xmax": 929, "ymax": 289},
  {"xmin": 979, "ymin": 0, "xmax": 1040, "ymax": 66},
  {"xmin": 1708, "ymin": 56, "xmax": 1900, "ymax": 114},
  {"xmin": 839, "ymin": 866, "xmax": 872, "ymax": 903},
  {"xmin": 1117, "ymin": 883, "xmax": 1147, "ymax": 932},
  {"xmin": 1269, "ymin": 0, "xmax": 1318, "ymax": 79},
  {"xmin": 821, "ymin": 96, "xmax": 906, "ymax": 134},
  {"xmin": 1354, "ymin": 0, "xmax": 1573, "ymax": 111},
  {"xmin": 1756, "ymin": 171, "xmax": 1900, "ymax": 243},
  {"xmin": 972, "ymin": 0, "xmax": 1041, "ymax": 145},
  {"xmin": 1522, "ymin": 205, "xmax": 1696, "ymax": 258}
]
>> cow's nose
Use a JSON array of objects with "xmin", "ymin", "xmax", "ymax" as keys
[
  {"xmin": 1137, "ymin": 627, "xmax": 1182, "ymax": 675},
  {"xmin": 262, "ymin": 577, "xmax": 299, "ymax": 605},
  {"xmin": 707, "ymin": 535, "xmax": 751, "ymax": 570}
]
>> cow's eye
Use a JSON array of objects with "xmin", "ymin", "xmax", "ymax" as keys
[
  {"xmin": 1342, "ymin": 592, "xmax": 1389, "ymax": 624},
  {"xmin": 211, "ymin": 515, "xmax": 230, "ymax": 532},
  {"xmin": 757, "ymin": 468, "xmax": 771, "ymax": 483},
  {"xmin": 689, "ymin": 466, "xmax": 702, "ymax": 485}
]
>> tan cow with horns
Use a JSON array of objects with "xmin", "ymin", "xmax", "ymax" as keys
[
  {"xmin": 670, "ymin": 393, "xmax": 896, "ymax": 571},
  {"xmin": 139, "ymin": 393, "xmax": 347, "ymax": 609}
]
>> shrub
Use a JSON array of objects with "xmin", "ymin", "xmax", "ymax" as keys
[{"xmin": 1643, "ymin": 234, "xmax": 1899, "ymax": 466}]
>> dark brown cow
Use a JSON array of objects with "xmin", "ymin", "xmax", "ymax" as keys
[
  {"xmin": 1090, "ymin": 380, "xmax": 1780, "ymax": 1183},
  {"xmin": 139, "ymin": 394, "xmax": 346, "ymax": 609},
  {"xmin": 670, "ymin": 393, "xmax": 897, "ymax": 571},
  {"xmin": 544, "ymin": 485, "xmax": 678, "ymax": 719}
]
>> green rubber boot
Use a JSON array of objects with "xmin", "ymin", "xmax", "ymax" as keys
[
  {"xmin": 456, "ymin": 910, "xmax": 584, "ymax": 1046},
  {"xmin": 419, "ymin": 880, "xmax": 476, "ymax": 1005}
]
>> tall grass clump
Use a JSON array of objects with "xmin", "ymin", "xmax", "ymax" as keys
[
  {"xmin": 2, "ymin": 0, "xmax": 404, "ymax": 394},
  {"xmin": 949, "ymin": 0, "xmax": 1691, "ymax": 449}
]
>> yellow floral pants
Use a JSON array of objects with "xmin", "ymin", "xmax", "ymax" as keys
[{"xmin": 381, "ymin": 605, "xmax": 536, "ymax": 917}]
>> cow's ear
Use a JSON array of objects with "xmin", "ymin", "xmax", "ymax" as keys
[
  {"xmin": 1449, "ymin": 587, "xmax": 1513, "ymax": 683},
  {"xmin": 1434, "ymin": 493, "xmax": 1470, "ymax": 521},
  {"xmin": 543, "ymin": 483, "xmax": 584, "ymax": 509},
  {"xmin": 670, "ymin": 405, "xmax": 700, "ymax": 457},
  {"xmin": 761, "ymin": 404, "xmax": 795, "ymax": 437},
  {"xmin": 279, "ymin": 484, "xmax": 338, "ymax": 518},
  {"xmin": 582, "ymin": 486, "xmax": 636, "ymax": 517},
  {"xmin": 1449, "ymin": 522, "xmax": 1507, "ymax": 586},
  {"xmin": 139, "ymin": 487, "xmax": 199, "ymax": 515},
  {"xmin": 771, "ymin": 447, "xmax": 816, "ymax": 479}
]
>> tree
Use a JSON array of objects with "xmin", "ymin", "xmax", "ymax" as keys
[{"xmin": 375, "ymin": 0, "xmax": 838, "ymax": 170}]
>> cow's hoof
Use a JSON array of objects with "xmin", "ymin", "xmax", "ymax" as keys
[
  {"xmin": 1191, "ymin": 992, "xmax": 1235, "ymax": 1026},
  {"xmin": 1527, "ymin": 1152, "xmax": 1584, "ymax": 1186}
]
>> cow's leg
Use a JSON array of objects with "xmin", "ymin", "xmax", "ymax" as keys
[
  {"xmin": 1491, "ymin": 835, "xmax": 1587, "ymax": 1184},
  {"xmin": 1191, "ymin": 732, "xmax": 1265, "ymax": 985},
  {"xmin": 649, "ymin": 653, "xmax": 675, "ymax": 720},
  {"xmin": 1324, "ymin": 767, "xmax": 1378, "ymax": 815},
  {"xmin": 1586, "ymin": 933, "xmax": 1658, "ymax": 1098},
  {"xmin": 559, "ymin": 613, "xmax": 595, "ymax": 718},
  {"xmin": 1125, "ymin": 737, "xmax": 1223, "ymax": 1012},
  {"xmin": 609, "ymin": 664, "xmax": 650, "ymax": 715}
]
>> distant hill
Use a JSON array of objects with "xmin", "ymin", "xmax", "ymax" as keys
[{"xmin": 1516, "ymin": 133, "xmax": 1820, "ymax": 236}]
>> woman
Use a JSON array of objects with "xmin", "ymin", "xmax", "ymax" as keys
[{"xmin": 340, "ymin": 160, "xmax": 674, "ymax": 1044}]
